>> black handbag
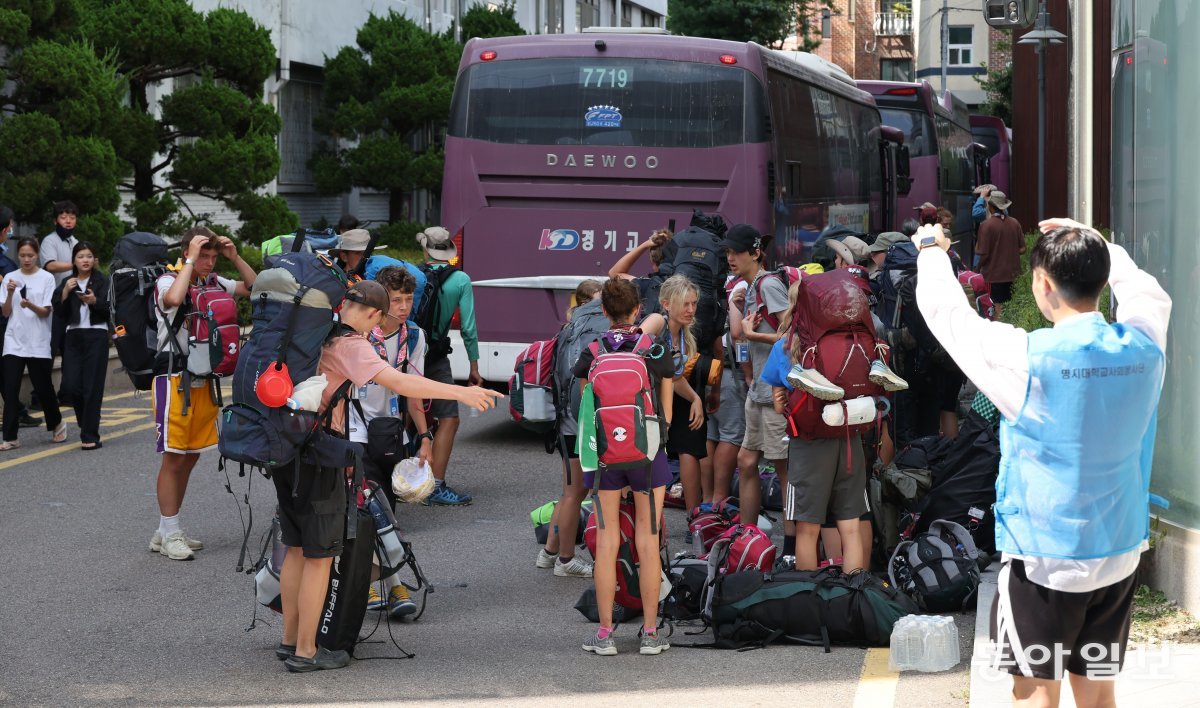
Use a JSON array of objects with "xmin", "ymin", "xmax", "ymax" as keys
[{"xmin": 365, "ymin": 416, "xmax": 407, "ymax": 467}]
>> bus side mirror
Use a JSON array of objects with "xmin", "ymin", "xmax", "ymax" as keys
[
  {"xmin": 896, "ymin": 144, "xmax": 912, "ymax": 195},
  {"xmin": 983, "ymin": 0, "xmax": 1038, "ymax": 28}
]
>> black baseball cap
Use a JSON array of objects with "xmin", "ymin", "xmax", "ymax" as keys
[{"xmin": 718, "ymin": 224, "xmax": 766, "ymax": 253}]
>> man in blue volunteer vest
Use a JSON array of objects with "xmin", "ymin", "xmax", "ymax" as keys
[{"xmin": 912, "ymin": 217, "xmax": 1170, "ymax": 707}]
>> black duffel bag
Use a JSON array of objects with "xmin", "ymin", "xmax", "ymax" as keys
[{"xmin": 704, "ymin": 567, "xmax": 917, "ymax": 651}]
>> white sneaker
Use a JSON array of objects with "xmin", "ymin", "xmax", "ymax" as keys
[
  {"xmin": 554, "ymin": 556, "xmax": 594, "ymax": 578},
  {"xmin": 157, "ymin": 530, "xmax": 195, "ymax": 561},
  {"xmin": 536, "ymin": 548, "xmax": 557, "ymax": 569},
  {"xmin": 149, "ymin": 530, "xmax": 204, "ymax": 552}
]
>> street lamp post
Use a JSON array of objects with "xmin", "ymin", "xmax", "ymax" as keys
[{"xmin": 1018, "ymin": 1, "xmax": 1067, "ymax": 223}]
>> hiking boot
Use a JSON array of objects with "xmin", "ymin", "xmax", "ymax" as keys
[
  {"xmin": 423, "ymin": 483, "xmax": 473, "ymax": 506},
  {"xmin": 285, "ymin": 647, "xmax": 351, "ymax": 673},
  {"xmin": 868, "ymin": 359, "xmax": 909, "ymax": 392},
  {"xmin": 275, "ymin": 643, "xmax": 295, "ymax": 661},
  {"xmin": 18, "ymin": 413, "xmax": 40, "ymax": 428},
  {"xmin": 367, "ymin": 585, "xmax": 386, "ymax": 612},
  {"xmin": 554, "ymin": 556, "xmax": 594, "ymax": 578},
  {"xmin": 536, "ymin": 548, "xmax": 557, "ymax": 569},
  {"xmin": 388, "ymin": 585, "xmax": 417, "ymax": 619},
  {"xmin": 156, "ymin": 531, "xmax": 195, "ymax": 561},
  {"xmin": 639, "ymin": 628, "xmax": 671, "ymax": 655},
  {"xmin": 786, "ymin": 364, "xmax": 844, "ymax": 401},
  {"xmin": 149, "ymin": 530, "xmax": 204, "ymax": 553},
  {"xmin": 583, "ymin": 629, "xmax": 617, "ymax": 656}
]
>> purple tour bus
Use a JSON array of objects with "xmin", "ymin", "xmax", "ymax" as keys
[
  {"xmin": 857, "ymin": 80, "xmax": 981, "ymax": 258},
  {"xmin": 443, "ymin": 29, "xmax": 900, "ymax": 384},
  {"xmin": 970, "ymin": 114, "xmax": 1011, "ymax": 197}
]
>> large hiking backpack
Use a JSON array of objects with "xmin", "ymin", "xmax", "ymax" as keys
[
  {"xmin": 262, "ymin": 229, "xmax": 337, "ymax": 268},
  {"xmin": 663, "ymin": 555, "xmax": 711, "ymax": 621},
  {"xmin": 753, "ymin": 266, "xmax": 803, "ymax": 331},
  {"xmin": 586, "ymin": 332, "xmax": 664, "ymax": 471},
  {"xmin": 509, "ymin": 337, "xmax": 557, "ymax": 433},
  {"xmin": 316, "ymin": 508, "xmax": 375, "ymax": 656},
  {"xmin": 218, "ymin": 248, "xmax": 354, "ymax": 471},
  {"xmin": 704, "ymin": 567, "xmax": 916, "ymax": 651},
  {"xmin": 911, "ymin": 411, "xmax": 1001, "ymax": 552},
  {"xmin": 889, "ymin": 519, "xmax": 981, "ymax": 612},
  {"xmin": 669, "ymin": 222, "xmax": 729, "ymax": 353},
  {"xmin": 109, "ymin": 232, "xmax": 171, "ymax": 390},
  {"xmin": 875, "ymin": 241, "xmax": 918, "ymax": 339},
  {"xmin": 730, "ymin": 465, "xmax": 785, "ymax": 512},
  {"xmin": 416, "ymin": 263, "xmax": 461, "ymax": 361},
  {"xmin": 553, "ymin": 297, "xmax": 609, "ymax": 437}
]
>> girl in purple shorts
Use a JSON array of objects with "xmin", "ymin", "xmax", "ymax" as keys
[{"xmin": 571, "ymin": 277, "xmax": 674, "ymax": 656}]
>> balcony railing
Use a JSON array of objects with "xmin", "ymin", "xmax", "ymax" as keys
[{"xmin": 875, "ymin": 11, "xmax": 913, "ymax": 36}]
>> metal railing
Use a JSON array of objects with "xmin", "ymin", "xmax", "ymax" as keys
[{"xmin": 874, "ymin": 11, "xmax": 913, "ymax": 36}]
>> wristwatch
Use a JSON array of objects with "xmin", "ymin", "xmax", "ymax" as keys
[
  {"xmin": 917, "ymin": 235, "xmax": 939, "ymax": 250},
  {"xmin": 417, "ymin": 431, "xmax": 434, "ymax": 443},
  {"xmin": 184, "ymin": 257, "xmax": 196, "ymax": 266}
]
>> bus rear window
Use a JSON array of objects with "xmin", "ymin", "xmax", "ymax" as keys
[
  {"xmin": 972, "ymin": 125, "xmax": 1002, "ymax": 157},
  {"xmin": 449, "ymin": 58, "xmax": 766, "ymax": 148},
  {"xmin": 879, "ymin": 108, "xmax": 937, "ymax": 158}
]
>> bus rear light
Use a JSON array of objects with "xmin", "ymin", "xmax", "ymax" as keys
[
  {"xmin": 480, "ymin": 50, "xmax": 498, "ymax": 61},
  {"xmin": 719, "ymin": 54, "xmax": 737, "ymax": 65},
  {"xmin": 886, "ymin": 87, "xmax": 918, "ymax": 95}
]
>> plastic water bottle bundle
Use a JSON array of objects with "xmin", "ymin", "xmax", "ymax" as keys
[{"xmin": 888, "ymin": 614, "xmax": 960, "ymax": 672}]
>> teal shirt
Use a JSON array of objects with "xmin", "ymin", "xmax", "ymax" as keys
[{"xmin": 427, "ymin": 264, "xmax": 479, "ymax": 361}]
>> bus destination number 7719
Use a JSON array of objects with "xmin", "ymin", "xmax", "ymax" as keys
[{"xmin": 580, "ymin": 67, "xmax": 631, "ymax": 88}]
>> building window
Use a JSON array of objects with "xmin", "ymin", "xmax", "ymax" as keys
[
  {"xmin": 279, "ymin": 79, "xmax": 322, "ymax": 186},
  {"xmin": 547, "ymin": 0, "xmax": 564, "ymax": 33},
  {"xmin": 821, "ymin": 9, "xmax": 831, "ymax": 38},
  {"xmin": 880, "ymin": 58, "xmax": 914, "ymax": 81},
  {"xmin": 621, "ymin": 4, "xmax": 631, "ymax": 27},
  {"xmin": 948, "ymin": 26, "xmax": 973, "ymax": 65},
  {"xmin": 641, "ymin": 12, "xmax": 659, "ymax": 28},
  {"xmin": 577, "ymin": 0, "xmax": 599, "ymax": 30}
]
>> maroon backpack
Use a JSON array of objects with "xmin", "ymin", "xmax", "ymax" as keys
[
  {"xmin": 509, "ymin": 337, "xmax": 557, "ymax": 433},
  {"xmin": 708, "ymin": 524, "xmax": 778, "ymax": 575},
  {"xmin": 587, "ymin": 332, "xmax": 663, "ymax": 470}
]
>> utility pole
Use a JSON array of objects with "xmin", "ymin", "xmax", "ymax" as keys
[
  {"xmin": 1018, "ymin": 1, "xmax": 1066, "ymax": 223},
  {"xmin": 941, "ymin": 0, "xmax": 949, "ymax": 92}
]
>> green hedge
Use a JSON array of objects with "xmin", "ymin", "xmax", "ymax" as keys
[{"xmin": 999, "ymin": 231, "xmax": 1111, "ymax": 333}]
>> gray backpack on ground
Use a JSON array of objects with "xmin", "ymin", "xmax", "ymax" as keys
[{"xmin": 888, "ymin": 519, "xmax": 981, "ymax": 612}]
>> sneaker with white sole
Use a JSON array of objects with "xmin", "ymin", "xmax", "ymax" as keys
[
  {"xmin": 786, "ymin": 364, "xmax": 845, "ymax": 401},
  {"xmin": 157, "ymin": 530, "xmax": 195, "ymax": 560},
  {"xmin": 149, "ymin": 530, "xmax": 204, "ymax": 552},
  {"xmin": 639, "ymin": 627, "xmax": 670, "ymax": 655},
  {"xmin": 388, "ymin": 585, "xmax": 418, "ymax": 619},
  {"xmin": 583, "ymin": 629, "xmax": 617, "ymax": 656},
  {"xmin": 536, "ymin": 548, "xmax": 556, "ymax": 569},
  {"xmin": 868, "ymin": 359, "xmax": 909, "ymax": 392},
  {"xmin": 554, "ymin": 556, "xmax": 594, "ymax": 578}
]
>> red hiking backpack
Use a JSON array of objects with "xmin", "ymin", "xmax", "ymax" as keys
[
  {"xmin": 155, "ymin": 272, "xmax": 240, "ymax": 378},
  {"xmin": 783, "ymin": 268, "xmax": 886, "ymax": 440},
  {"xmin": 749, "ymin": 266, "xmax": 804, "ymax": 331},
  {"xmin": 587, "ymin": 332, "xmax": 663, "ymax": 470},
  {"xmin": 509, "ymin": 337, "xmax": 557, "ymax": 433}
]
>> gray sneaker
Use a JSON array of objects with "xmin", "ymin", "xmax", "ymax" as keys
[
  {"xmin": 554, "ymin": 556, "xmax": 594, "ymax": 578},
  {"xmin": 639, "ymin": 628, "xmax": 670, "ymax": 655},
  {"xmin": 868, "ymin": 359, "xmax": 909, "ymax": 392},
  {"xmin": 786, "ymin": 363, "xmax": 844, "ymax": 401},
  {"xmin": 583, "ymin": 629, "xmax": 617, "ymax": 656}
]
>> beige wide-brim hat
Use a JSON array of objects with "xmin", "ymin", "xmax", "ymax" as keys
[{"xmin": 417, "ymin": 226, "xmax": 456, "ymax": 261}]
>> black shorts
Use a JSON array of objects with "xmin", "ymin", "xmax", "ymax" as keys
[
  {"xmin": 272, "ymin": 462, "xmax": 346, "ymax": 559},
  {"xmin": 562, "ymin": 434, "xmax": 579, "ymax": 460},
  {"xmin": 989, "ymin": 558, "xmax": 1138, "ymax": 680},
  {"xmin": 425, "ymin": 355, "xmax": 459, "ymax": 419},
  {"xmin": 666, "ymin": 395, "xmax": 709, "ymax": 460},
  {"xmin": 990, "ymin": 281, "xmax": 1013, "ymax": 303},
  {"xmin": 821, "ymin": 510, "xmax": 873, "ymax": 529}
]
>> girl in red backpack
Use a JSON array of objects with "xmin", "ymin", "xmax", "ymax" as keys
[{"xmin": 571, "ymin": 277, "xmax": 674, "ymax": 656}]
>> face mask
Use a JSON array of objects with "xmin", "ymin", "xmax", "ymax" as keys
[{"xmin": 55, "ymin": 224, "xmax": 74, "ymax": 240}]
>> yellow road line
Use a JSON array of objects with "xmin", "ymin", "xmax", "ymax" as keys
[
  {"xmin": 0, "ymin": 421, "xmax": 156, "ymax": 471},
  {"xmin": 852, "ymin": 647, "xmax": 900, "ymax": 708}
]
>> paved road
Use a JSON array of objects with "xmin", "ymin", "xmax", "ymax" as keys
[{"xmin": 0, "ymin": 361, "xmax": 974, "ymax": 706}]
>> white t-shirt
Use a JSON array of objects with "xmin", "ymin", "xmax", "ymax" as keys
[
  {"xmin": 347, "ymin": 324, "xmax": 429, "ymax": 444},
  {"xmin": 40, "ymin": 232, "xmax": 78, "ymax": 286},
  {"xmin": 155, "ymin": 271, "xmax": 236, "ymax": 355},
  {"xmin": 0, "ymin": 269, "xmax": 55, "ymax": 358},
  {"xmin": 66, "ymin": 276, "xmax": 107, "ymax": 331}
]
